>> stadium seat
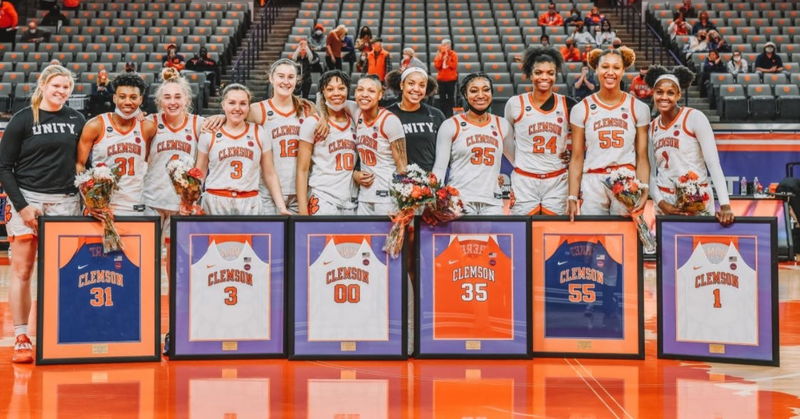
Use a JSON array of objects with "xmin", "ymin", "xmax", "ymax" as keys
[
  {"xmin": 777, "ymin": 84, "xmax": 800, "ymax": 120},
  {"xmin": 747, "ymin": 84, "xmax": 776, "ymax": 119},
  {"xmin": 737, "ymin": 73, "xmax": 760, "ymax": 87},
  {"xmin": 719, "ymin": 85, "xmax": 748, "ymax": 120},
  {"xmin": 0, "ymin": 82, "xmax": 9, "ymax": 112},
  {"xmin": 15, "ymin": 62, "xmax": 38, "ymax": 73},
  {"xmin": 763, "ymin": 73, "xmax": 788, "ymax": 86},
  {"xmin": 11, "ymin": 83, "xmax": 35, "ymax": 113}
]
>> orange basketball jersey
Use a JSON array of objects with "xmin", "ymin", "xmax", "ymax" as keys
[{"xmin": 433, "ymin": 236, "xmax": 513, "ymax": 340}]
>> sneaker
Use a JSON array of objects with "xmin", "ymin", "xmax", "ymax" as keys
[{"xmin": 12, "ymin": 335, "xmax": 34, "ymax": 364}]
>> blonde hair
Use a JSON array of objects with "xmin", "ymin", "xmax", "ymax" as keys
[
  {"xmin": 31, "ymin": 65, "xmax": 74, "ymax": 125},
  {"xmin": 221, "ymin": 83, "xmax": 252, "ymax": 102},
  {"xmin": 155, "ymin": 69, "xmax": 194, "ymax": 114},
  {"xmin": 268, "ymin": 58, "xmax": 308, "ymax": 118}
]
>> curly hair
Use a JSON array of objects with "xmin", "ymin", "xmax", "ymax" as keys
[
  {"xmin": 111, "ymin": 72, "xmax": 147, "ymax": 96},
  {"xmin": 521, "ymin": 47, "xmax": 563, "ymax": 78},
  {"xmin": 644, "ymin": 65, "xmax": 695, "ymax": 90},
  {"xmin": 316, "ymin": 69, "xmax": 350, "ymax": 118},
  {"xmin": 385, "ymin": 69, "xmax": 438, "ymax": 97},
  {"xmin": 586, "ymin": 46, "xmax": 636, "ymax": 71}
]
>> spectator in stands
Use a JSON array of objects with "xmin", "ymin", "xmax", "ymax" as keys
[
  {"xmin": 62, "ymin": 0, "xmax": 79, "ymax": 11},
  {"xmin": 726, "ymin": 50, "xmax": 749, "ymax": 79},
  {"xmin": 539, "ymin": 3, "xmax": 564, "ymax": 27},
  {"xmin": 0, "ymin": 0, "xmax": 19, "ymax": 44},
  {"xmin": 342, "ymin": 31, "xmax": 355, "ymax": 72},
  {"xmin": 40, "ymin": 4, "xmax": 67, "ymax": 29},
  {"xmin": 668, "ymin": 12, "xmax": 691, "ymax": 39},
  {"xmin": 611, "ymin": 38, "xmax": 623, "ymax": 49},
  {"xmin": 366, "ymin": 37, "xmax": 391, "ymax": 81},
  {"xmin": 355, "ymin": 26, "xmax": 373, "ymax": 72},
  {"xmin": 700, "ymin": 50, "xmax": 725, "ymax": 96},
  {"xmin": 678, "ymin": 0, "xmax": 697, "ymax": 19},
  {"xmin": 573, "ymin": 63, "xmax": 596, "ymax": 100},
  {"xmin": 400, "ymin": 47, "xmax": 425, "ymax": 71},
  {"xmin": 291, "ymin": 38, "xmax": 319, "ymax": 99},
  {"xmin": 595, "ymin": 20, "xmax": 615, "ymax": 47},
  {"xmin": 49, "ymin": 58, "xmax": 60, "ymax": 66},
  {"xmin": 21, "ymin": 20, "xmax": 49, "ymax": 44},
  {"xmin": 583, "ymin": 7, "xmax": 605, "ymax": 33},
  {"xmin": 309, "ymin": 23, "xmax": 326, "ymax": 54},
  {"xmin": 564, "ymin": 8, "xmax": 582, "ymax": 30},
  {"xmin": 707, "ymin": 30, "xmax": 729, "ymax": 53},
  {"xmin": 685, "ymin": 29, "xmax": 708, "ymax": 59},
  {"xmin": 691, "ymin": 11, "xmax": 715, "ymax": 35},
  {"xmin": 629, "ymin": 67, "xmax": 653, "ymax": 104},
  {"xmin": 540, "ymin": 34, "xmax": 551, "ymax": 48},
  {"xmin": 163, "ymin": 44, "xmax": 186, "ymax": 72},
  {"xmin": 560, "ymin": 38, "xmax": 582, "ymax": 62},
  {"xmin": 581, "ymin": 44, "xmax": 593, "ymax": 63},
  {"xmin": 89, "ymin": 68, "xmax": 113, "ymax": 117},
  {"xmin": 326, "ymin": 24, "xmax": 346, "ymax": 71},
  {"xmin": 124, "ymin": 61, "xmax": 137, "ymax": 73},
  {"xmin": 434, "ymin": 39, "xmax": 458, "ymax": 117},
  {"xmin": 186, "ymin": 47, "xmax": 220, "ymax": 93},
  {"xmin": 755, "ymin": 42, "xmax": 786, "ymax": 77},
  {"xmin": 39, "ymin": 0, "xmax": 56, "ymax": 11},
  {"xmin": 572, "ymin": 22, "xmax": 595, "ymax": 47}
]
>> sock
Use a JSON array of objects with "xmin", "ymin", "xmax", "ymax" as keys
[{"xmin": 14, "ymin": 325, "xmax": 28, "ymax": 338}]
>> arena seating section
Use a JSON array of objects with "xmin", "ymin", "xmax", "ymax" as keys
[
  {"xmin": 650, "ymin": 0, "xmax": 800, "ymax": 121},
  {"xmin": 0, "ymin": 0, "xmax": 249, "ymax": 115},
  {"xmin": 284, "ymin": 0, "xmax": 607, "ymax": 109}
]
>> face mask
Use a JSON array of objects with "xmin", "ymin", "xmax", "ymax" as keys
[
  {"xmin": 734, "ymin": 56, "xmax": 741, "ymax": 62},
  {"xmin": 699, "ymin": 36, "xmax": 706, "ymax": 40},
  {"xmin": 115, "ymin": 107, "xmax": 141, "ymax": 120},
  {"xmin": 315, "ymin": 30, "xmax": 322, "ymax": 36},
  {"xmin": 766, "ymin": 47, "xmax": 774, "ymax": 53},
  {"xmin": 613, "ymin": 44, "xmax": 621, "ymax": 49},
  {"xmin": 326, "ymin": 101, "xmax": 346, "ymax": 112}
]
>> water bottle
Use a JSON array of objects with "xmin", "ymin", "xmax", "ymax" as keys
[
  {"xmin": 740, "ymin": 176, "xmax": 748, "ymax": 195},
  {"xmin": 754, "ymin": 177, "xmax": 763, "ymax": 195}
]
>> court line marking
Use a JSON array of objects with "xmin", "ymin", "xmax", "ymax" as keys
[
  {"xmin": 564, "ymin": 358, "xmax": 621, "ymax": 419},
  {"xmin": 573, "ymin": 358, "xmax": 634, "ymax": 419}
]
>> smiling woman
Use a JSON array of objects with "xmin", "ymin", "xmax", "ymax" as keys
[{"xmin": 0, "ymin": 64, "xmax": 86, "ymax": 364}]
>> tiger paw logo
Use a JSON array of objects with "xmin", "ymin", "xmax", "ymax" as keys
[
  {"xmin": 3, "ymin": 204, "xmax": 10, "ymax": 223},
  {"xmin": 508, "ymin": 190, "xmax": 516, "ymax": 209},
  {"xmin": 308, "ymin": 196, "xmax": 320, "ymax": 215}
]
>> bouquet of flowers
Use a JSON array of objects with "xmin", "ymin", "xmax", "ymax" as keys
[
  {"xmin": 75, "ymin": 163, "xmax": 123, "ymax": 254},
  {"xmin": 167, "ymin": 158, "xmax": 204, "ymax": 215},
  {"xmin": 421, "ymin": 173, "xmax": 464, "ymax": 226},
  {"xmin": 603, "ymin": 167, "xmax": 657, "ymax": 254},
  {"xmin": 383, "ymin": 164, "xmax": 438, "ymax": 258},
  {"xmin": 675, "ymin": 171, "xmax": 710, "ymax": 215}
]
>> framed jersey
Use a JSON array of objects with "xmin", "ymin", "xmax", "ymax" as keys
[
  {"xmin": 415, "ymin": 216, "xmax": 531, "ymax": 358},
  {"xmin": 36, "ymin": 217, "xmax": 160, "ymax": 365},
  {"xmin": 531, "ymin": 217, "xmax": 644, "ymax": 359},
  {"xmin": 289, "ymin": 217, "xmax": 407, "ymax": 360},
  {"xmin": 657, "ymin": 216, "xmax": 779, "ymax": 366},
  {"xmin": 169, "ymin": 216, "xmax": 287, "ymax": 359}
]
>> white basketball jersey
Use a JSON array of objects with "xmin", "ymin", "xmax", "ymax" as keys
[
  {"xmin": 200, "ymin": 122, "xmax": 267, "ymax": 192},
  {"xmin": 300, "ymin": 115, "xmax": 359, "ymax": 206},
  {"xmin": 676, "ymin": 241, "xmax": 757, "ymax": 345},
  {"xmin": 307, "ymin": 379, "xmax": 389, "ymax": 419},
  {"xmin": 91, "ymin": 113, "xmax": 148, "ymax": 213},
  {"xmin": 446, "ymin": 114, "xmax": 509, "ymax": 204},
  {"xmin": 190, "ymin": 240, "xmax": 270, "ymax": 341},
  {"xmin": 650, "ymin": 107, "xmax": 710, "ymax": 190},
  {"xmin": 356, "ymin": 109, "xmax": 399, "ymax": 203},
  {"xmin": 258, "ymin": 100, "xmax": 304, "ymax": 196},
  {"xmin": 190, "ymin": 379, "xmax": 270, "ymax": 419},
  {"xmin": 580, "ymin": 93, "xmax": 642, "ymax": 171},
  {"xmin": 308, "ymin": 238, "xmax": 389, "ymax": 341},
  {"xmin": 510, "ymin": 93, "xmax": 571, "ymax": 173},
  {"xmin": 142, "ymin": 113, "xmax": 201, "ymax": 211}
]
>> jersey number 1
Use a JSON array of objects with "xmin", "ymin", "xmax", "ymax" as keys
[{"xmin": 712, "ymin": 288, "xmax": 722, "ymax": 308}]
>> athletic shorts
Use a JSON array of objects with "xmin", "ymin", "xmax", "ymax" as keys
[
  {"xmin": 201, "ymin": 192, "xmax": 261, "ymax": 215},
  {"xmin": 261, "ymin": 194, "xmax": 299, "ymax": 215},
  {"xmin": 463, "ymin": 201, "xmax": 505, "ymax": 215},
  {"xmin": 510, "ymin": 170, "xmax": 567, "ymax": 215},
  {"xmin": 6, "ymin": 189, "xmax": 80, "ymax": 242},
  {"xmin": 308, "ymin": 193, "xmax": 357, "ymax": 216}
]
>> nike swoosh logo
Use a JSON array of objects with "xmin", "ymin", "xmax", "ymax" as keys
[
  {"xmin": 206, "ymin": 264, "xmax": 215, "ymax": 269},
  {"xmin": 78, "ymin": 264, "xmax": 88, "ymax": 269},
  {"xmin": 448, "ymin": 260, "xmax": 458, "ymax": 265},
  {"xmin": 323, "ymin": 261, "xmax": 333, "ymax": 265},
  {"xmin": 557, "ymin": 261, "xmax": 568, "ymax": 266},
  {"xmin": 693, "ymin": 266, "xmax": 702, "ymax": 270}
]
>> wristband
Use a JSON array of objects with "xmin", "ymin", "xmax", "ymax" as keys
[
  {"xmin": 639, "ymin": 183, "xmax": 649, "ymax": 189},
  {"xmin": 567, "ymin": 195, "xmax": 578, "ymax": 202}
]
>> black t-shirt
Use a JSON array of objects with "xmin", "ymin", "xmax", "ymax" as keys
[
  {"xmin": 0, "ymin": 106, "xmax": 86, "ymax": 210},
  {"xmin": 385, "ymin": 102, "xmax": 446, "ymax": 172}
]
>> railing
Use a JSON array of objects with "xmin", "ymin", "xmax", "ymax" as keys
[
  {"xmin": 230, "ymin": 0, "xmax": 281, "ymax": 85},
  {"xmin": 613, "ymin": 0, "xmax": 680, "ymax": 66}
]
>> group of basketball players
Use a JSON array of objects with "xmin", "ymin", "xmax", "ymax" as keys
[{"xmin": 0, "ymin": 43, "xmax": 735, "ymax": 363}]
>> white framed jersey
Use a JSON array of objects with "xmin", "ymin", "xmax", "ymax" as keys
[
  {"xmin": 143, "ymin": 113, "xmax": 201, "ymax": 211},
  {"xmin": 307, "ymin": 237, "xmax": 389, "ymax": 341},
  {"xmin": 189, "ymin": 238, "xmax": 271, "ymax": 341},
  {"xmin": 91, "ymin": 113, "xmax": 148, "ymax": 213}
]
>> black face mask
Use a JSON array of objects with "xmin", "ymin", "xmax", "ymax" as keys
[{"xmin": 469, "ymin": 104, "xmax": 492, "ymax": 116}]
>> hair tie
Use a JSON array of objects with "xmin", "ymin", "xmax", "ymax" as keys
[{"xmin": 655, "ymin": 74, "xmax": 680, "ymax": 88}]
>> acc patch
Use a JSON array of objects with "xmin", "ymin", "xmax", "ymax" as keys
[
  {"xmin": 216, "ymin": 132, "xmax": 223, "ymax": 138},
  {"xmin": 460, "ymin": 121, "xmax": 467, "ymax": 127},
  {"xmin": 525, "ymin": 106, "xmax": 532, "ymax": 111},
  {"xmin": 590, "ymin": 104, "xmax": 597, "ymax": 110},
  {"xmin": 267, "ymin": 111, "xmax": 274, "ymax": 116},
  {"xmin": 158, "ymin": 124, "xmax": 165, "ymax": 129},
  {"xmin": 106, "ymin": 126, "xmax": 113, "ymax": 133}
]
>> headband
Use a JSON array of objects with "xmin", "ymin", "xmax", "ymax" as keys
[
  {"xmin": 655, "ymin": 74, "xmax": 680, "ymax": 88},
  {"xmin": 401, "ymin": 67, "xmax": 427, "ymax": 82}
]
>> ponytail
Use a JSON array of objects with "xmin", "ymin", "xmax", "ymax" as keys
[{"xmin": 31, "ymin": 65, "xmax": 75, "ymax": 125}]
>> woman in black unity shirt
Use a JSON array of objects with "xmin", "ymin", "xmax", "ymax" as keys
[{"xmin": 0, "ymin": 64, "xmax": 86, "ymax": 364}]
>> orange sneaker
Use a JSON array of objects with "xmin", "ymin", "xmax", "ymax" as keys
[{"xmin": 12, "ymin": 335, "xmax": 34, "ymax": 364}]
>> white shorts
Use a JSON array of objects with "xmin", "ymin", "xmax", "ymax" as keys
[
  {"xmin": 6, "ymin": 189, "xmax": 80, "ymax": 241},
  {"xmin": 308, "ymin": 193, "xmax": 357, "ymax": 216},
  {"xmin": 201, "ymin": 192, "xmax": 261, "ymax": 215},
  {"xmin": 463, "ymin": 201, "xmax": 505, "ymax": 215},
  {"xmin": 261, "ymin": 194, "xmax": 299, "ymax": 215},
  {"xmin": 144, "ymin": 206, "xmax": 178, "ymax": 240},
  {"xmin": 579, "ymin": 173, "xmax": 631, "ymax": 216},
  {"xmin": 357, "ymin": 201, "xmax": 397, "ymax": 216},
  {"xmin": 510, "ymin": 170, "xmax": 568, "ymax": 215}
]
